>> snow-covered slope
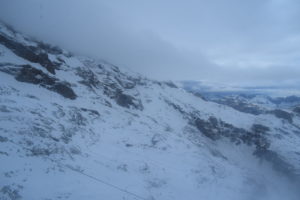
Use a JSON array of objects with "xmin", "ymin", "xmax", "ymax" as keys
[{"xmin": 1, "ymin": 23, "xmax": 300, "ymax": 200}]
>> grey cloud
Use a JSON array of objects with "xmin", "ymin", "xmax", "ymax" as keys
[{"xmin": 0, "ymin": 0, "xmax": 299, "ymax": 85}]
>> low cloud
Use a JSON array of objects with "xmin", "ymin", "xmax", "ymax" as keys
[{"xmin": 0, "ymin": 0, "xmax": 299, "ymax": 85}]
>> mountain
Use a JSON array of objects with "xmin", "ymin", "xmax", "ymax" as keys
[
  {"xmin": 181, "ymin": 80, "xmax": 300, "ymax": 115},
  {"xmin": 1, "ymin": 23, "xmax": 300, "ymax": 200}
]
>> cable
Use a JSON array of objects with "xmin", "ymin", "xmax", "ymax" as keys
[
  {"xmin": 6, "ymin": 142, "xmax": 148, "ymax": 200},
  {"xmin": 57, "ymin": 160, "xmax": 148, "ymax": 200},
  {"xmin": 65, "ymin": 164, "xmax": 148, "ymax": 200}
]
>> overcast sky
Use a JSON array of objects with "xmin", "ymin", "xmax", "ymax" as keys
[{"xmin": 0, "ymin": 0, "xmax": 300, "ymax": 85}]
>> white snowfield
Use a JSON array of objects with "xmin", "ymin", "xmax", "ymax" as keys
[{"xmin": 0, "ymin": 22, "xmax": 300, "ymax": 200}]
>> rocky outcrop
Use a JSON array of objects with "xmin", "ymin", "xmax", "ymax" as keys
[
  {"xmin": 293, "ymin": 106, "xmax": 300, "ymax": 114},
  {"xmin": 213, "ymin": 96, "xmax": 265, "ymax": 115},
  {"xmin": 0, "ymin": 34, "xmax": 59, "ymax": 74},
  {"xmin": 0, "ymin": 64, "xmax": 76, "ymax": 99},
  {"xmin": 115, "ymin": 89, "xmax": 143, "ymax": 110},
  {"xmin": 268, "ymin": 109, "xmax": 293, "ymax": 123}
]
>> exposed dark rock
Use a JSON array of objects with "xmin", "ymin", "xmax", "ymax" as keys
[
  {"xmin": 69, "ymin": 146, "xmax": 81, "ymax": 155},
  {"xmin": 0, "ymin": 185, "xmax": 22, "ymax": 200},
  {"xmin": 269, "ymin": 109, "xmax": 293, "ymax": 123},
  {"xmin": 104, "ymin": 100, "xmax": 112, "ymax": 107},
  {"xmin": 152, "ymin": 80, "xmax": 162, "ymax": 86},
  {"xmin": 0, "ymin": 63, "xmax": 21, "ymax": 75},
  {"xmin": 69, "ymin": 108, "xmax": 87, "ymax": 126},
  {"xmin": 164, "ymin": 81, "xmax": 178, "ymax": 89},
  {"xmin": 117, "ymin": 164, "xmax": 128, "ymax": 172},
  {"xmin": 192, "ymin": 115, "xmax": 271, "ymax": 152},
  {"xmin": 165, "ymin": 97, "xmax": 272, "ymax": 153},
  {"xmin": 75, "ymin": 66, "xmax": 144, "ymax": 110},
  {"xmin": 0, "ymin": 151, "xmax": 9, "ymax": 156},
  {"xmin": 115, "ymin": 77, "xmax": 136, "ymax": 89},
  {"xmin": 30, "ymin": 147, "xmax": 52, "ymax": 156},
  {"xmin": 210, "ymin": 149, "xmax": 228, "ymax": 160},
  {"xmin": 115, "ymin": 90, "xmax": 143, "ymax": 110},
  {"xmin": 60, "ymin": 126, "xmax": 75, "ymax": 144},
  {"xmin": 0, "ymin": 105, "xmax": 10, "ymax": 113},
  {"xmin": 164, "ymin": 99, "xmax": 186, "ymax": 115},
  {"xmin": 52, "ymin": 84, "xmax": 77, "ymax": 100},
  {"xmin": 111, "ymin": 65, "xmax": 120, "ymax": 73},
  {"xmin": 103, "ymin": 82, "xmax": 143, "ymax": 110},
  {"xmin": 192, "ymin": 114, "xmax": 299, "ymax": 181},
  {"xmin": 194, "ymin": 117, "xmax": 221, "ymax": 140},
  {"xmin": 293, "ymin": 106, "xmax": 300, "ymax": 114},
  {"xmin": 0, "ymin": 135, "xmax": 8, "ymax": 142},
  {"xmin": 251, "ymin": 124, "xmax": 270, "ymax": 133},
  {"xmin": 190, "ymin": 115, "xmax": 299, "ymax": 180},
  {"xmin": 215, "ymin": 96, "xmax": 265, "ymax": 115},
  {"xmin": 6, "ymin": 64, "xmax": 77, "ymax": 99},
  {"xmin": 103, "ymin": 82, "xmax": 119, "ymax": 98},
  {"xmin": 0, "ymin": 34, "xmax": 58, "ymax": 74},
  {"xmin": 151, "ymin": 134, "xmax": 164, "ymax": 146},
  {"xmin": 116, "ymin": 92, "xmax": 133, "ymax": 108},
  {"xmin": 76, "ymin": 67, "xmax": 101, "ymax": 89},
  {"xmin": 191, "ymin": 92, "xmax": 207, "ymax": 100},
  {"xmin": 125, "ymin": 143, "xmax": 133, "ymax": 147},
  {"xmin": 268, "ymin": 95, "xmax": 300, "ymax": 105},
  {"xmin": 192, "ymin": 115, "xmax": 244, "ymax": 144},
  {"xmin": 80, "ymin": 108, "xmax": 100, "ymax": 117}
]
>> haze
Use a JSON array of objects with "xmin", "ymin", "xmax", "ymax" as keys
[{"xmin": 0, "ymin": 0, "xmax": 300, "ymax": 85}]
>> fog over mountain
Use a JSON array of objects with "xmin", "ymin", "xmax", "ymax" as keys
[
  {"xmin": 1, "ymin": 0, "xmax": 300, "ymax": 84},
  {"xmin": 1, "ymin": 1, "xmax": 300, "ymax": 200}
]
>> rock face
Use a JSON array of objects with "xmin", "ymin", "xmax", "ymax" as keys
[
  {"xmin": 214, "ymin": 96, "xmax": 266, "ymax": 115},
  {"xmin": 294, "ymin": 106, "xmax": 300, "ymax": 114},
  {"xmin": 0, "ymin": 33, "xmax": 59, "ymax": 74},
  {"xmin": 268, "ymin": 109, "xmax": 294, "ymax": 123},
  {"xmin": 115, "ymin": 90, "xmax": 143, "ymax": 110},
  {"xmin": 0, "ymin": 64, "xmax": 76, "ymax": 99},
  {"xmin": 1, "ymin": 22, "xmax": 300, "ymax": 200}
]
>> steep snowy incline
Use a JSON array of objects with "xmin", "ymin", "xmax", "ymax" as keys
[{"xmin": 0, "ymin": 22, "xmax": 300, "ymax": 200}]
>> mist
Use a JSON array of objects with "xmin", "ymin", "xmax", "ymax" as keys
[{"xmin": 0, "ymin": 0, "xmax": 300, "ymax": 84}]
